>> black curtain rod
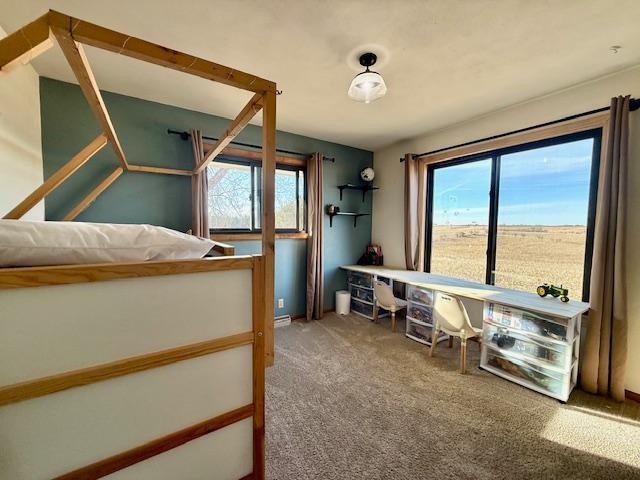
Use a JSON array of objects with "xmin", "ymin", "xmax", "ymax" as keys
[
  {"xmin": 400, "ymin": 98, "xmax": 640, "ymax": 162},
  {"xmin": 167, "ymin": 129, "xmax": 335, "ymax": 162}
]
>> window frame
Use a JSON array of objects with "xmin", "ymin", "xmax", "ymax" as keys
[
  {"xmin": 208, "ymin": 155, "xmax": 307, "ymax": 235},
  {"xmin": 425, "ymin": 128, "xmax": 602, "ymax": 301}
]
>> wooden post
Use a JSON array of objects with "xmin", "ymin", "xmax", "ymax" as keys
[
  {"xmin": 251, "ymin": 255, "xmax": 266, "ymax": 480},
  {"xmin": 3, "ymin": 135, "xmax": 107, "ymax": 219},
  {"xmin": 261, "ymin": 90, "xmax": 276, "ymax": 367}
]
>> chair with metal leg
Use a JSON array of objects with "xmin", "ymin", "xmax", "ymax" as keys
[
  {"xmin": 429, "ymin": 292, "xmax": 481, "ymax": 373},
  {"xmin": 373, "ymin": 281, "xmax": 407, "ymax": 332}
]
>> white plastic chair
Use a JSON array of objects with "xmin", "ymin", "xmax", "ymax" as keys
[
  {"xmin": 373, "ymin": 281, "xmax": 407, "ymax": 332},
  {"xmin": 429, "ymin": 292, "xmax": 482, "ymax": 373}
]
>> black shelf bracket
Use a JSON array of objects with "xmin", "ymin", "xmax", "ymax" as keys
[
  {"xmin": 337, "ymin": 184, "xmax": 379, "ymax": 202},
  {"xmin": 327, "ymin": 211, "xmax": 370, "ymax": 228}
]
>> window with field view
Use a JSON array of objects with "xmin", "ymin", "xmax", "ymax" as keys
[
  {"xmin": 426, "ymin": 131, "xmax": 599, "ymax": 300},
  {"xmin": 208, "ymin": 158, "xmax": 305, "ymax": 232},
  {"xmin": 430, "ymin": 159, "xmax": 491, "ymax": 283},
  {"xmin": 494, "ymin": 139, "xmax": 594, "ymax": 296}
]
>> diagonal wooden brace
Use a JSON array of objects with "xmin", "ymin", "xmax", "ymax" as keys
[{"xmin": 2, "ymin": 135, "xmax": 108, "ymax": 219}]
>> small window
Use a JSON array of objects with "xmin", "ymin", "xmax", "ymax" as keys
[
  {"xmin": 207, "ymin": 161, "xmax": 253, "ymax": 230},
  {"xmin": 275, "ymin": 167, "xmax": 305, "ymax": 230},
  {"xmin": 208, "ymin": 158, "xmax": 306, "ymax": 233}
]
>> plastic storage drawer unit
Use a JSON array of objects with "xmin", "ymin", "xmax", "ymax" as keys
[
  {"xmin": 347, "ymin": 271, "xmax": 373, "ymax": 289},
  {"xmin": 407, "ymin": 285, "xmax": 434, "ymax": 307},
  {"xmin": 350, "ymin": 284, "xmax": 374, "ymax": 304}
]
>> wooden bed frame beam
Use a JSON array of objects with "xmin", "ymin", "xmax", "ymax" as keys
[
  {"xmin": 0, "ymin": 255, "xmax": 255, "ymax": 289},
  {"xmin": 2, "ymin": 134, "xmax": 107, "ymax": 219},
  {"xmin": 194, "ymin": 92, "xmax": 264, "ymax": 174},
  {"xmin": 211, "ymin": 241, "xmax": 236, "ymax": 256},
  {"xmin": 0, "ymin": 14, "xmax": 53, "ymax": 72},
  {"xmin": 261, "ymin": 91, "xmax": 276, "ymax": 367},
  {"xmin": 53, "ymin": 403, "xmax": 254, "ymax": 480},
  {"xmin": 52, "ymin": 28, "xmax": 129, "ymax": 169},
  {"xmin": 128, "ymin": 164, "xmax": 193, "ymax": 176},
  {"xmin": 47, "ymin": 10, "xmax": 276, "ymax": 94},
  {"xmin": 63, "ymin": 167, "xmax": 123, "ymax": 221},
  {"xmin": 0, "ymin": 330, "xmax": 253, "ymax": 406}
]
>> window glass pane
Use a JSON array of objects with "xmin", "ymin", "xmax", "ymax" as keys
[
  {"xmin": 275, "ymin": 168, "xmax": 298, "ymax": 229},
  {"xmin": 430, "ymin": 159, "xmax": 491, "ymax": 283},
  {"xmin": 494, "ymin": 139, "xmax": 594, "ymax": 296},
  {"xmin": 207, "ymin": 162, "xmax": 252, "ymax": 229},
  {"xmin": 254, "ymin": 165, "xmax": 261, "ymax": 230},
  {"xmin": 298, "ymin": 170, "xmax": 305, "ymax": 231}
]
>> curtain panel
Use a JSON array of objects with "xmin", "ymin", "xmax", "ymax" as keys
[
  {"xmin": 189, "ymin": 129, "xmax": 209, "ymax": 238},
  {"xmin": 404, "ymin": 153, "xmax": 427, "ymax": 271},
  {"xmin": 306, "ymin": 153, "xmax": 324, "ymax": 320},
  {"xmin": 581, "ymin": 96, "xmax": 630, "ymax": 401}
]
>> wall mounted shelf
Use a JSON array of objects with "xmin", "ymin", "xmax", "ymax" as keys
[
  {"xmin": 337, "ymin": 183, "xmax": 379, "ymax": 202},
  {"xmin": 327, "ymin": 211, "xmax": 370, "ymax": 228}
]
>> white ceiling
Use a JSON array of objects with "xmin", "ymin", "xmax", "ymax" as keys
[{"xmin": 2, "ymin": 0, "xmax": 640, "ymax": 151}]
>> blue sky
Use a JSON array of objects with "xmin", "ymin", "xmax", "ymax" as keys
[{"xmin": 432, "ymin": 138, "xmax": 594, "ymax": 226}]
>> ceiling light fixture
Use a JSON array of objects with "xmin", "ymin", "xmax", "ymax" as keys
[{"xmin": 348, "ymin": 52, "xmax": 387, "ymax": 104}]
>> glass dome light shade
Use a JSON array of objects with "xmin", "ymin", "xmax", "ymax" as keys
[{"xmin": 348, "ymin": 70, "xmax": 387, "ymax": 103}]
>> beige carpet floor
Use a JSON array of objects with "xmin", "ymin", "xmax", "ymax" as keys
[{"xmin": 266, "ymin": 312, "xmax": 640, "ymax": 480}]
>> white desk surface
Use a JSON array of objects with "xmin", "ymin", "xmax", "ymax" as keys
[{"xmin": 341, "ymin": 265, "xmax": 589, "ymax": 319}]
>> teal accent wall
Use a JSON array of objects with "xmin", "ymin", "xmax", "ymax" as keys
[{"xmin": 40, "ymin": 77, "xmax": 373, "ymax": 316}]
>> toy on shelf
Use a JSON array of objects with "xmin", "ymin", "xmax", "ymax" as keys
[{"xmin": 536, "ymin": 284, "xmax": 569, "ymax": 303}]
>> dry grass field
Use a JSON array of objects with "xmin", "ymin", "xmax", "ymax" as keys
[{"xmin": 431, "ymin": 224, "xmax": 586, "ymax": 299}]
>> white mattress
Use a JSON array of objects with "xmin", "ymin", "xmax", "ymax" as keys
[{"xmin": 0, "ymin": 219, "xmax": 215, "ymax": 267}]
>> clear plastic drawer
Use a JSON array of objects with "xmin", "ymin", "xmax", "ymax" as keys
[
  {"xmin": 406, "ymin": 321, "xmax": 436, "ymax": 345},
  {"xmin": 483, "ymin": 323, "xmax": 571, "ymax": 372},
  {"xmin": 407, "ymin": 302, "xmax": 433, "ymax": 325},
  {"xmin": 351, "ymin": 298, "xmax": 374, "ymax": 318},
  {"xmin": 406, "ymin": 320, "xmax": 446, "ymax": 345},
  {"xmin": 484, "ymin": 349, "xmax": 570, "ymax": 398},
  {"xmin": 485, "ymin": 303, "xmax": 569, "ymax": 342},
  {"xmin": 407, "ymin": 285, "xmax": 433, "ymax": 307},
  {"xmin": 350, "ymin": 285, "xmax": 373, "ymax": 304},
  {"xmin": 347, "ymin": 271, "xmax": 373, "ymax": 289}
]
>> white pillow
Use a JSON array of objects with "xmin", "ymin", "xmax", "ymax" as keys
[{"xmin": 0, "ymin": 220, "xmax": 216, "ymax": 267}]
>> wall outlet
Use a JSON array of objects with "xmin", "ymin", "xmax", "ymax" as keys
[{"xmin": 278, "ymin": 298, "xmax": 284, "ymax": 309}]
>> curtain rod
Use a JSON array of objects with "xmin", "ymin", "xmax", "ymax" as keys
[
  {"xmin": 166, "ymin": 129, "xmax": 335, "ymax": 162},
  {"xmin": 400, "ymin": 97, "xmax": 640, "ymax": 162}
]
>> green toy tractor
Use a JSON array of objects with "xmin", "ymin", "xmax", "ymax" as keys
[{"xmin": 537, "ymin": 284, "xmax": 569, "ymax": 303}]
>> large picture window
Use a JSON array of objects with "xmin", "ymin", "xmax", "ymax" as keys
[
  {"xmin": 426, "ymin": 130, "xmax": 601, "ymax": 301},
  {"xmin": 208, "ymin": 157, "xmax": 306, "ymax": 233}
]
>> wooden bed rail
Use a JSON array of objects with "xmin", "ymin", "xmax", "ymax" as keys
[
  {"xmin": 0, "ymin": 254, "xmax": 266, "ymax": 479},
  {"xmin": 0, "ymin": 255, "xmax": 253, "ymax": 289}
]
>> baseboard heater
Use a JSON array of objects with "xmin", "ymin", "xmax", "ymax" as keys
[{"xmin": 274, "ymin": 315, "xmax": 291, "ymax": 328}]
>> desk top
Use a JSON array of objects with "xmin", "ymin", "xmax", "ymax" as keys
[{"xmin": 341, "ymin": 265, "xmax": 590, "ymax": 319}]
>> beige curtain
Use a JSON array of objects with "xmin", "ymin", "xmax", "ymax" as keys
[
  {"xmin": 581, "ymin": 96, "xmax": 630, "ymax": 401},
  {"xmin": 306, "ymin": 153, "xmax": 324, "ymax": 320},
  {"xmin": 189, "ymin": 129, "xmax": 209, "ymax": 238},
  {"xmin": 404, "ymin": 153, "xmax": 426, "ymax": 271}
]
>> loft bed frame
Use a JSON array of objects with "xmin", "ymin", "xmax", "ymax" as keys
[{"xmin": 0, "ymin": 10, "xmax": 276, "ymax": 480}]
